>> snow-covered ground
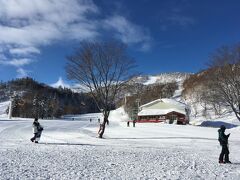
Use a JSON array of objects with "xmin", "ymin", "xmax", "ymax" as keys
[{"xmin": 0, "ymin": 110, "xmax": 240, "ymax": 179}]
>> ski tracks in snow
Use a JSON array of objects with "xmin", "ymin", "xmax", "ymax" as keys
[
  {"xmin": 0, "ymin": 119, "xmax": 240, "ymax": 179},
  {"xmin": 1, "ymin": 144, "xmax": 239, "ymax": 179},
  {"xmin": 0, "ymin": 122, "xmax": 30, "ymax": 149}
]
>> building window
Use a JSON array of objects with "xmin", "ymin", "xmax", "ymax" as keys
[
  {"xmin": 159, "ymin": 116, "xmax": 165, "ymax": 119},
  {"xmin": 169, "ymin": 114, "xmax": 177, "ymax": 120}
]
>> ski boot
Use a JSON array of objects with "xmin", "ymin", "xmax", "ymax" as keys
[{"xmin": 225, "ymin": 161, "xmax": 232, "ymax": 164}]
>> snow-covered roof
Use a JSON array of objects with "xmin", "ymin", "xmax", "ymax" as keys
[{"xmin": 138, "ymin": 98, "xmax": 186, "ymax": 116}]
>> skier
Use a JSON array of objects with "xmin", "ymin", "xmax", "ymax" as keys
[
  {"xmin": 30, "ymin": 118, "xmax": 44, "ymax": 143},
  {"xmin": 218, "ymin": 125, "xmax": 231, "ymax": 163},
  {"xmin": 98, "ymin": 123, "xmax": 104, "ymax": 137},
  {"xmin": 127, "ymin": 121, "xmax": 130, "ymax": 127}
]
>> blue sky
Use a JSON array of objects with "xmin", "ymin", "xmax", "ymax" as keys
[{"xmin": 0, "ymin": 0, "xmax": 240, "ymax": 85}]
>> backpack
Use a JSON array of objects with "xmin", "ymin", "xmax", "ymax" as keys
[
  {"xmin": 218, "ymin": 129, "xmax": 228, "ymax": 145},
  {"xmin": 218, "ymin": 137, "xmax": 223, "ymax": 145},
  {"xmin": 37, "ymin": 125, "xmax": 44, "ymax": 131}
]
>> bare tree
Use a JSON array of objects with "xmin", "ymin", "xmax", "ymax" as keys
[
  {"xmin": 66, "ymin": 41, "xmax": 136, "ymax": 138},
  {"xmin": 206, "ymin": 43, "xmax": 240, "ymax": 121}
]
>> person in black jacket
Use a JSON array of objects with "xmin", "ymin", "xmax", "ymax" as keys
[
  {"xmin": 218, "ymin": 125, "xmax": 231, "ymax": 163},
  {"xmin": 30, "ymin": 118, "xmax": 44, "ymax": 143}
]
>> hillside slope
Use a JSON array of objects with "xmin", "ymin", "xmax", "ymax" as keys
[
  {"xmin": 0, "ymin": 77, "xmax": 98, "ymax": 118},
  {"xmin": 130, "ymin": 72, "xmax": 190, "ymax": 85}
]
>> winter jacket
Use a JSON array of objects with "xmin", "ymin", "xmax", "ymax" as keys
[
  {"xmin": 218, "ymin": 129, "xmax": 229, "ymax": 145},
  {"xmin": 32, "ymin": 122, "xmax": 43, "ymax": 134}
]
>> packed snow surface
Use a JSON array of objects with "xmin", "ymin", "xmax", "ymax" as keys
[{"xmin": 0, "ymin": 112, "xmax": 240, "ymax": 179}]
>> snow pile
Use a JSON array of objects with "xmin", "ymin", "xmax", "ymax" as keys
[
  {"xmin": 109, "ymin": 107, "xmax": 129, "ymax": 122},
  {"xmin": 0, "ymin": 101, "xmax": 9, "ymax": 118}
]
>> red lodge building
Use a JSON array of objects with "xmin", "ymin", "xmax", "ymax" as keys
[{"xmin": 137, "ymin": 98, "xmax": 189, "ymax": 124}]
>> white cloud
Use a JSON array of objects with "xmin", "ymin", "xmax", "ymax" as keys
[
  {"xmin": 0, "ymin": 58, "xmax": 34, "ymax": 67},
  {"xmin": 10, "ymin": 47, "xmax": 40, "ymax": 55},
  {"xmin": 0, "ymin": 0, "xmax": 153, "ymax": 78},
  {"xmin": 104, "ymin": 15, "xmax": 151, "ymax": 51},
  {"xmin": 0, "ymin": 0, "xmax": 99, "ymax": 46},
  {"xmin": 16, "ymin": 68, "xmax": 28, "ymax": 78},
  {"xmin": 0, "ymin": 0, "xmax": 152, "ymax": 52},
  {"xmin": 0, "ymin": 0, "xmax": 100, "ymax": 77}
]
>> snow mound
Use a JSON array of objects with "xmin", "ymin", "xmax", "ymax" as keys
[{"xmin": 109, "ymin": 107, "xmax": 129, "ymax": 122}]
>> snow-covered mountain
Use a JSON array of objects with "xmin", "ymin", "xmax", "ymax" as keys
[
  {"xmin": 50, "ymin": 77, "xmax": 71, "ymax": 89},
  {"xmin": 130, "ymin": 72, "xmax": 191, "ymax": 85},
  {"xmin": 50, "ymin": 73, "xmax": 191, "ymax": 93},
  {"xmin": 50, "ymin": 77, "xmax": 89, "ymax": 93}
]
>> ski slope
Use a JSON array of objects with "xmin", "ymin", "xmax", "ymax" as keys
[{"xmin": 0, "ymin": 113, "xmax": 240, "ymax": 179}]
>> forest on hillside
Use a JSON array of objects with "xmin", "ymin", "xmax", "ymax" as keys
[
  {"xmin": 0, "ymin": 77, "xmax": 99, "ymax": 118},
  {"xmin": 182, "ymin": 43, "xmax": 240, "ymax": 121},
  {"xmin": 0, "ymin": 77, "xmax": 180, "ymax": 119}
]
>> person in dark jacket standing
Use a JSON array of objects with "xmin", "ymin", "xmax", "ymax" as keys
[
  {"xmin": 133, "ymin": 120, "xmax": 136, "ymax": 127},
  {"xmin": 30, "ymin": 118, "xmax": 44, "ymax": 143},
  {"xmin": 218, "ymin": 125, "xmax": 231, "ymax": 163}
]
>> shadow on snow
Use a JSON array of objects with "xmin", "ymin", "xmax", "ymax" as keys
[
  {"xmin": 38, "ymin": 142, "xmax": 100, "ymax": 146},
  {"xmin": 106, "ymin": 137, "xmax": 217, "ymax": 141}
]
